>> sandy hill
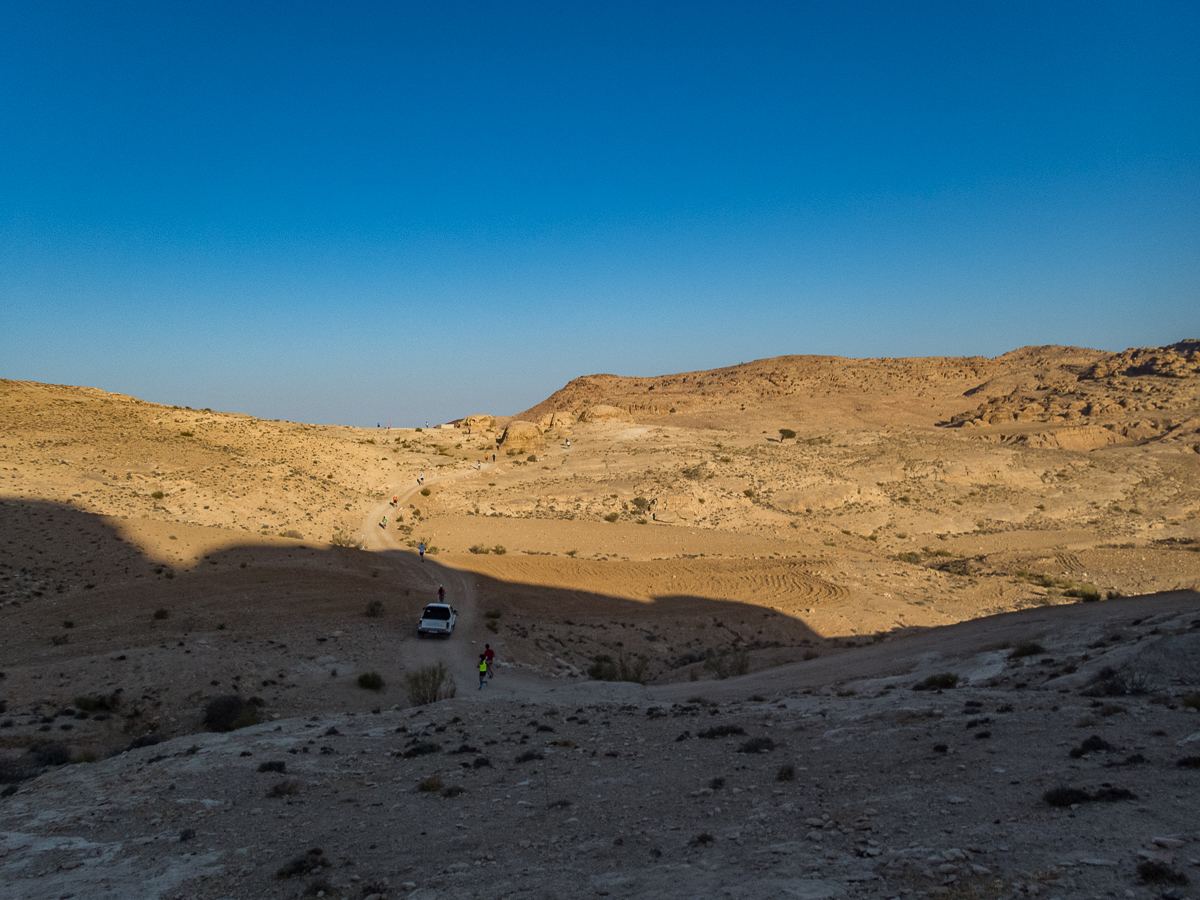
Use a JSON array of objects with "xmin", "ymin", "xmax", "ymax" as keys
[{"xmin": 1, "ymin": 342, "xmax": 1199, "ymax": 899}]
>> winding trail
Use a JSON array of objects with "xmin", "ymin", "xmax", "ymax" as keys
[{"xmin": 357, "ymin": 449, "xmax": 564, "ymax": 699}]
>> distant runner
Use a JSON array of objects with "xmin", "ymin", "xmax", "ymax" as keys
[
  {"xmin": 418, "ymin": 542, "xmax": 425, "ymax": 562},
  {"xmin": 438, "ymin": 584, "xmax": 445, "ymax": 602},
  {"xmin": 484, "ymin": 643, "xmax": 496, "ymax": 677},
  {"xmin": 380, "ymin": 516, "xmax": 387, "ymax": 529},
  {"xmin": 478, "ymin": 655, "xmax": 488, "ymax": 689}
]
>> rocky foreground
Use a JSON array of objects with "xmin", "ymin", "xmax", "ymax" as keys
[{"xmin": 2, "ymin": 596, "xmax": 1198, "ymax": 900}]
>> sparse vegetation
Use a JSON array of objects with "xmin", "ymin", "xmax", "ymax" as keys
[
  {"xmin": 420, "ymin": 487, "xmax": 431, "ymax": 496},
  {"xmin": 604, "ymin": 512, "xmax": 619, "ymax": 522},
  {"xmin": 913, "ymin": 672, "xmax": 959, "ymax": 691},
  {"xmin": 404, "ymin": 663, "xmax": 457, "ymax": 705},
  {"xmin": 204, "ymin": 695, "xmax": 262, "ymax": 732},
  {"xmin": 704, "ymin": 647, "xmax": 749, "ymax": 679},
  {"xmin": 738, "ymin": 736, "xmax": 777, "ymax": 753},
  {"xmin": 365, "ymin": 599, "xmax": 384, "ymax": 618},
  {"xmin": 276, "ymin": 848, "xmax": 328, "ymax": 880},
  {"xmin": 588, "ymin": 653, "xmax": 648, "ymax": 684},
  {"xmin": 329, "ymin": 531, "xmax": 360, "ymax": 548},
  {"xmin": 153, "ymin": 607, "xmax": 169, "ymax": 620},
  {"xmin": 1008, "ymin": 640, "xmax": 1045, "ymax": 659},
  {"xmin": 267, "ymin": 779, "xmax": 300, "ymax": 798},
  {"xmin": 357, "ymin": 671, "xmax": 384, "ymax": 691},
  {"xmin": 417, "ymin": 776, "xmax": 444, "ymax": 792}
]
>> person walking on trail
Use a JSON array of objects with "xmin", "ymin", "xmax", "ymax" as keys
[
  {"xmin": 478, "ymin": 655, "xmax": 488, "ymax": 689},
  {"xmin": 418, "ymin": 541, "xmax": 425, "ymax": 562},
  {"xmin": 380, "ymin": 516, "xmax": 387, "ymax": 529},
  {"xmin": 391, "ymin": 495, "xmax": 397, "ymax": 506},
  {"xmin": 484, "ymin": 643, "xmax": 496, "ymax": 677},
  {"xmin": 438, "ymin": 584, "xmax": 445, "ymax": 602},
  {"xmin": 418, "ymin": 472, "xmax": 424, "ymax": 485}
]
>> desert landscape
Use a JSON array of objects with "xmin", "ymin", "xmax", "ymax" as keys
[{"xmin": 2, "ymin": 341, "xmax": 1199, "ymax": 900}]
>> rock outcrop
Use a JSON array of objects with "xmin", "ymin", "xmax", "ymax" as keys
[
  {"xmin": 579, "ymin": 404, "xmax": 627, "ymax": 423},
  {"xmin": 500, "ymin": 419, "xmax": 544, "ymax": 451}
]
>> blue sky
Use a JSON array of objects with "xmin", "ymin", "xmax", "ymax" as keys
[{"xmin": 3, "ymin": 1, "xmax": 1197, "ymax": 426}]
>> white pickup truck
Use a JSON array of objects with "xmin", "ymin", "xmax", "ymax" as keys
[{"xmin": 417, "ymin": 602, "xmax": 457, "ymax": 637}]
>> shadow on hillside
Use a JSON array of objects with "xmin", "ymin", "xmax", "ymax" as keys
[{"xmin": 1, "ymin": 498, "xmax": 828, "ymax": 672}]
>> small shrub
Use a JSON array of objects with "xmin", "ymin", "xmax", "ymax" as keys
[
  {"xmin": 258, "ymin": 760, "xmax": 286, "ymax": 773},
  {"xmin": 704, "ymin": 648, "xmax": 749, "ymax": 679},
  {"xmin": 486, "ymin": 619, "xmax": 499, "ymax": 633},
  {"xmin": 776, "ymin": 763, "xmax": 795, "ymax": 782},
  {"xmin": 151, "ymin": 491, "xmax": 164, "ymax": 500},
  {"xmin": 1137, "ymin": 860, "xmax": 1189, "ymax": 885},
  {"xmin": 417, "ymin": 776, "xmax": 444, "ymax": 792},
  {"xmin": 526, "ymin": 454, "xmax": 538, "ymax": 463},
  {"xmin": 778, "ymin": 428, "xmax": 796, "ymax": 441},
  {"xmin": 1179, "ymin": 692, "xmax": 1200, "ymax": 711},
  {"xmin": 803, "ymin": 650, "xmax": 819, "ymax": 661},
  {"xmin": 267, "ymin": 779, "xmax": 300, "ymax": 798},
  {"xmin": 329, "ymin": 531, "xmax": 359, "ymax": 548},
  {"xmin": 469, "ymin": 544, "xmax": 489, "ymax": 554},
  {"xmin": 1009, "ymin": 641, "xmax": 1045, "ymax": 659},
  {"xmin": 1043, "ymin": 785, "xmax": 1091, "ymax": 807},
  {"xmin": 1083, "ymin": 665, "xmax": 1155, "ymax": 697},
  {"xmin": 515, "ymin": 750, "xmax": 544, "ymax": 763},
  {"xmin": 442, "ymin": 785, "xmax": 466, "ymax": 798},
  {"xmin": 204, "ymin": 695, "xmax": 262, "ymax": 732},
  {"xmin": 708, "ymin": 777, "xmax": 725, "ymax": 790},
  {"xmin": 280, "ymin": 529, "xmax": 303, "ymax": 539},
  {"xmin": 743, "ymin": 488, "xmax": 756, "ymax": 499},
  {"xmin": 28, "ymin": 742, "xmax": 71, "ymax": 767},
  {"xmin": 896, "ymin": 551, "xmax": 923, "ymax": 565},
  {"xmin": 690, "ymin": 832, "xmax": 715, "ymax": 847},
  {"xmin": 566, "ymin": 549, "xmax": 578, "ymax": 557},
  {"xmin": 604, "ymin": 512, "xmax": 619, "ymax": 523},
  {"xmin": 365, "ymin": 599, "xmax": 384, "ymax": 618},
  {"xmin": 51, "ymin": 633, "xmax": 70, "ymax": 646},
  {"xmin": 179, "ymin": 430, "xmax": 193, "ymax": 437},
  {"xmin": 1069, "ymin": 735, "xmax": 1113, "ymax": 758},
  {"xmin": 913, "ymin": 673, "xmax": 959, "ymax": 691},
  {"xmin": 74, "ymin": 693, "xmax": 118, "ymax": 713},
  {"xmin": 588, "ymin": 653, "xmax": 648, "ymax": 684},
  {"xmin": 404, "ymin": 663, "xmax": 456, "ymax": 705},
  {"xmin": 492, "ymin": 545, "xmax": 507, "ymax": 555},
  {"xmin": 420, "ymin": 487, "xmax": 431, "ymax": 496},
  {"xmin": 738, "ymin": 736, "xmax": 777, "ymax": 754},
  {"xmin": 402, "ymin": 742, "xmax": 440, "ymax": 758},
  {"xmin": 153, "ymin": 608, "xmax": 169, "ymax": 620},
  {"xmin": 697, "ymin": 724, "xmax": 746, "ymax": 739},
  {"xmin": 357, "ymin": 672, "xmax": 384, "ymax": 691},
  {"xmin": 485, "ymin": 609, "xmax": 501, "ymax": 619},
  {"xmin": 276, "ymin": 847, "xmax": 328, "ymax": 879}
]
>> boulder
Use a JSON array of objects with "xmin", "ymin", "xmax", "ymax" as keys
[
  {"xmin": 579, "ymin": 404, "xmax": 626, "ymax": 423},
  {"xmin": 461, "ymin": 414, "xmax": 493, "ymax": 430},
  {"xmin": 500, "ymin": 420, "xmax": 544, "ymax": 451}
]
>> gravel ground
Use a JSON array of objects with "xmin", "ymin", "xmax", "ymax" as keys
[{"xmin": 3, "ymin": 600, "xmax": 1199, "ymax": 900}]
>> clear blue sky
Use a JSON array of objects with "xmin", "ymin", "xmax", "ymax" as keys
[{"xmin": 3, "ymin": 1, "xmax": 1197, "ymax": 426}]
